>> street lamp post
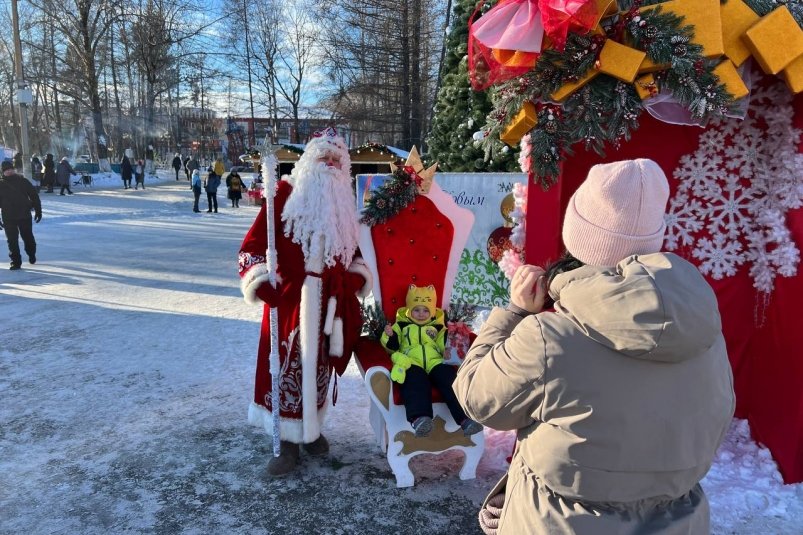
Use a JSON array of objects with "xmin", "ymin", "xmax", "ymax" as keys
[{"xmin": 11, "ymin": 0, "xmax": 31, "ymax": 182}]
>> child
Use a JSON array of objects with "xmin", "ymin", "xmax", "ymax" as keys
[
  {"xmin": 191, "ymin": 169, "xmax": 202, "ymax": 212},
  {"xmin": 381, "ymin": 284, "xmax": 483, "ymax": 438},
  {"xmin": 134, "ymin": 160, "xmax": 145, "ymax": 189}
]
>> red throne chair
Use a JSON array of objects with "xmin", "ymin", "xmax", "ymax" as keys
[{"xmin": 354, "ymin": 178, "xmax": 484, "ymax": 488}]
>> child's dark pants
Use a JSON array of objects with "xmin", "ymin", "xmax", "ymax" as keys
[{"xmin": 399, "ymin": 363, "xmax": 467, "ymax": 425}]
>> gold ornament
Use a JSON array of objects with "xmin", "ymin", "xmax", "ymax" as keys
[
  {"xmin": 389, "ymin": 146, "xmax": 438, "ymax": 194},
  {"xmin": 500, "ymin": 193, "xmax": 516, "ymax": 224}
]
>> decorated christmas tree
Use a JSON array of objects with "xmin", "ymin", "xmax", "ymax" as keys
[{"xmin": 427, "ymin": 0, "xmax": 520, "ymax": 172}]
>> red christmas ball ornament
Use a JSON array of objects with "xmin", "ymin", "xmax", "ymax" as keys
[{"xmin": 487, "ymin": 226, "xmax": 514, "ymax": 263}]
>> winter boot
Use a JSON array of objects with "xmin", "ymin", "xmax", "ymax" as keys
[
  {"xmin": 302, "ymin": 434, "xmax": 329, "ymax": 456},
  {"xmin": 412, "ymin": 416, "xmax": 433, "ymax": 437},
  {"xmin": 266, "ymin": 441, "xmax": 300, "ymax": 476},
  {"xmin": 461, "ymin": 418, "xmax": 484, "ymax": 436}
]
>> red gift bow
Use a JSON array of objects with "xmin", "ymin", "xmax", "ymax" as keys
[
  {"xmin": 538, "ymin": 0, "xmax": 599, "ymax": 51},
  {"xmin": 401, "ymin": 165, "xmax": 423, "ymax": 188}
]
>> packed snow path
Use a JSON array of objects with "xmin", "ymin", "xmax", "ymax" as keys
[{"xmin": 1, "ymin": 176, "xmax": 801, "ymax": 534}]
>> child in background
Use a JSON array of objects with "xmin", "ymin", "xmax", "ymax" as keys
[
  {"xmin": 134, "ymin": 160, "xmax": 145, "ymax": 189},
  {"xmin": 191, "ymin": 169, "xmax": 202, "ymax": 212},
  {"xmin": 381, "ymin": 284, "xmax": 483, "ymax": 438}
]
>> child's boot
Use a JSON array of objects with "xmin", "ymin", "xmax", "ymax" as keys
[
  {"xmin": 412, "ymin": 416, "xmax": 433, "ymax": 437},
  {"xmin": 461, "ymin": 418, "xmax": 483, "ymax": 436}
]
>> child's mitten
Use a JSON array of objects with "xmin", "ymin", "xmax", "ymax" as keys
[{"xmin": 390, "ymin": 353, "xmax": 412, "ymax": 384}]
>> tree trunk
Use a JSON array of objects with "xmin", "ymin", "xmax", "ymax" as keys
[
  {"xmin": 400, "ymin": 1, "xmax": 411, "ymax": 147},
  {"xmin": 410, "ymin": 0, "xmax": 422, "ymax": 149}
]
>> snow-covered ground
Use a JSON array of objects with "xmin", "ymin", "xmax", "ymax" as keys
[{"xmin": 1, "ymin": 170, "xmax": 801, "ymax": 534}]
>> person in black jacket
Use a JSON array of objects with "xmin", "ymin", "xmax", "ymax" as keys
[
  {"xmin": 120, "ymin": 155, "xmax": 133, "ymax": 189},
  {"xmin": 0, "ymin": 160, "xmax": 42, "ymax": 270},
  {"xmin": 172, "ymin": 153, "xmax": 182, "ymax": 181},
  {"xmin": 42, "ymin": 154, "xmax": 56, "ymax": 193}
]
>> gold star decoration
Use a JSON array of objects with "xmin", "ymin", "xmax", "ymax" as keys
[{"xmin": 389, "ymin": 146, "xmax": 438, "ymax": 194}]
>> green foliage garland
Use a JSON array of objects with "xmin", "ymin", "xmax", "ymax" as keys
[
  {"xmin": 742, "ymin": 0, "xmax": 803, "ymax": 25},
  {"xmin": 359, "ymin": 164, "xmax": 421, "ymax": 226},
  {"xmin": 479, "ymin": 1, "xmax": 739, "ymax": 188},
  {"xmin": 360, "ymin": 301, "xmax": 387, "ymax": 340}
]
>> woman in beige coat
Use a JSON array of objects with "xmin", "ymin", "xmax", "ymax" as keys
[{"xmin": 454, "ymin": 159, "xmax": 735, "ymax": 535}]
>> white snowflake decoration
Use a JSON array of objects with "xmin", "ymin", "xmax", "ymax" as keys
[
  {"xmin": 667, "ymin": 74, "xmax": 803, "ymax": 294},
  {"xmin": 692, "ymin": 234, "xmax": 745, "ymax": 279},
  {"xmin": 664, "ymin": 195, "xmax": 704, "ymax": 250},
  {"xmin": 704, "ymin": 187, "xmax": 755, "ymax": 239}
]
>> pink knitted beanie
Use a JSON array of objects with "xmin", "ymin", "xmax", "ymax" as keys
[{"xmin": 562, "ymin": 159, "xmax": 670, "ymax": 267}]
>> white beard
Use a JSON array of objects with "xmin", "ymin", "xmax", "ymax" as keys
[{"xmin": 282, "ymin": 161, "xmax": 360, "ymax": 269}]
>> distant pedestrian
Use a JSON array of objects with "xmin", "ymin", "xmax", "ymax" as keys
[
  {"xmin": 120, "ymin": 155, "xmax": 133, "ymax": 189},
  {"xmin": 145, "ymin": 145, "xmax": 155, "ymax": 177},
  {"xmin": 30, "ymin": 155, "xmax": 43, "ymax": 189},
  {"xmin": 56, "ymin": 157, "xmax": 75, "ymax": 195},
  {"xmin": 183, "ymin": 155, "xmax": 191, "ymax": 180},
  {"xmin": 204, "ymin": 168, "xmax": 221, "ymax": 213},
  {"xmin": 42, "ymin": 154, "xmax": 56, "ymax": 193},
  {"xmin": 191, "ymin": 169, "xmax": 202, "ymax": 213},
  {"xmin": 226, "ymin": 170, "xmax": 242, "ymax": 208},
  {"xmin": 134, "ymin": 160, "xmax": 145, "ymax": 189},
  {"xmin": 187, "ymin": 156, "xmax": 200, "ymax": 178},
  {"xmin": 172, "ymin": 153, "xmax": 182, "ymax": 181},
  {"xmin": 0, "ymin": 159, "xmax": 42, "ymax": 270},
  {"xmin": 213, "ymin": 157, "xmax": 225, "ymax": 179},
  {"xmin": 13, "ymin": 152, "xmax": 23, "ymax": 172}
]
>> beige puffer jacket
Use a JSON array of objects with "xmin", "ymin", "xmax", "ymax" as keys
[{"xmin": 455, "ymin": 253, "xmax": 735, "ymax": 535}]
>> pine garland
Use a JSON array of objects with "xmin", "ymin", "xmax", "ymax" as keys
[
  {"xmin": 281, "ymin": 144, "xmax": 304, "ymax": 155},
  {"xmin": 359, "ymin": 163, "xmax": 422, "ymax": 226},
  {"xmin": 360, "ymin": 301, "xmax": 387, "ymax": 340},
  {"xmin": 445, "ymin": 301, "xmax": 478, "ymax": 325},
  {"xmin": 743, "ymin": 0, "xmax": 803, "ymax": 25},
  {"xmin": 629, "ymin": 6, "xmax": 735, "ymax": 120},
  {"xmin": 353, "ymin": 142, "xmax": 392, "ymax": 155},
  {"xmin": 478, "ymin": 0, "xmax": 739, "ymax": 187}
]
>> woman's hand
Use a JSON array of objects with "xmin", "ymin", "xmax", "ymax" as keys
[{"xmin": 510, "ymin": 264, "xmax": 547, "ymax": 314}]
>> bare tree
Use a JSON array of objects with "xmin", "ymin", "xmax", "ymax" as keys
[
  {"xmin": 318, "ymin": 0, "xmax": 446, "ymax": 149},
  {"xmin": 275, "ymin": 1, "xmax": 317, "ymax": 143},
  {"xmin": 25, "ymin": 0, "xmax": 121, "ymax": 170}
]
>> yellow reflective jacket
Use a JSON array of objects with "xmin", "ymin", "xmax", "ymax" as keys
[{"xmin": 381, "ymin": 307, "xmax": 446, "ymax": 374}]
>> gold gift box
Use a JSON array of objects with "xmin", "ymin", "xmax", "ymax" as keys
[
  {"xmin": 500, "ymin": 102, "xmax": 538, "ymax": 146},
  {"xmin": 720, "ymin": 0, "xmax": 760, "ymax": 66},
  {"xmin": 492, "ymin": 48, "xmax": 539, "ymax": 68},
  {"xmin": 638, "ymin": 0, "xmax": 725, "ymax": 73},
  {"xmin": 634, "ymin": 73, "xmax": 658, "ymax": 99},
  {"xmin": 595, "ymin": 0, "xmax": 618, "ymax": 21},
  {"xmin": 599, "ymin": 39, "xmax": 647, "ymax": 82},
  {"xmin": 552, "ymin": 40, "xmax": 645, "ymax": 100},
  {"xmin": 712, "ymin": 59, "xmax": 749, "ymax": 99},
  {"xmin": 782, "ymin": 54, "xmax": 803, "ymax": 93},
  {"xmin": 744, "ymin": 6, "xmax": 803, "ymax": 74}
]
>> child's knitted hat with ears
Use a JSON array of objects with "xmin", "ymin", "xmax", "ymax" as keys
[{"xmin": 406, "ymin": 284, "xmax": 437, "ymax": 318}]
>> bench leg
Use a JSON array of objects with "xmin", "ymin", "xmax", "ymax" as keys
[
  {"xmin": 458, "ymin": 444, "xmax": 483, "ymax": 480},
  {"xmin": 388, "ymin": 453, "xmax": 415, "ymax": 488}
]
